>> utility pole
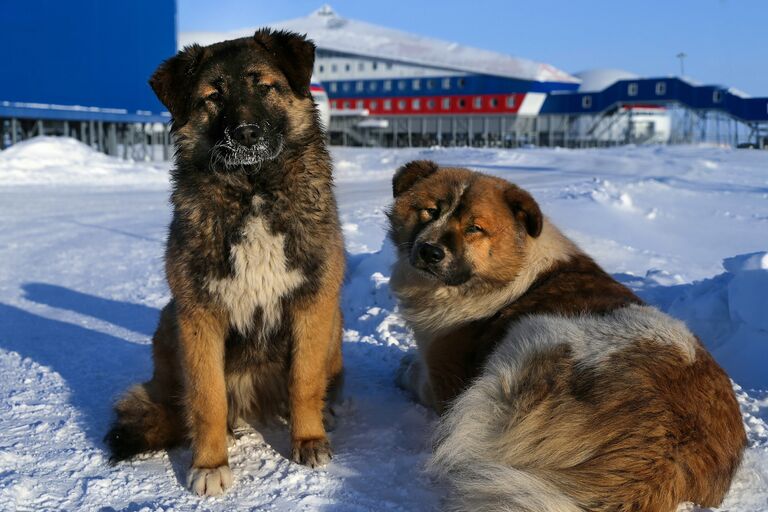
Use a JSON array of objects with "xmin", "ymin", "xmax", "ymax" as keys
[{"xmin": 676, "ymin": 52, "xmax": 687, "ymax": 76}]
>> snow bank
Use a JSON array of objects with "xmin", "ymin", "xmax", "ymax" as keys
[
  {"xmin": 0, "ymin": 137, "xmax": 169, "ymax": 187},
  {"xmin": 620, "ymin": 251, "xmax": 768, "ymax": 390}
]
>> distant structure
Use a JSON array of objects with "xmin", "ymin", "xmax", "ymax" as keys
[
  {"xmin": 0, "ymin": 0, "xmax": 176, "ymax": 158},
  {"xmin": 184, "ymin": 6, "xmax": 768, "ymax": 149},
  {"xmin": 3, "ymin": 4, "xmax": 766, "ymax": 154},
  {"xmin": 571, "ymin": 69, "xmax": 671, "ymax": 145}
]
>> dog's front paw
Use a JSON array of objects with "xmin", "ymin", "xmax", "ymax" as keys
[
  {"xmin": 187, "ymin": 465, "xmax": 233, "ymax": 496},
  {"xmin": 291, "ymin": 438, "xmax": 332, "ymax": 468}
]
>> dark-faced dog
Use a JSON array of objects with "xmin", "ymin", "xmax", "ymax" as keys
[
  {"xmin": 389, "ymin": 161, "xmax": 746, "ymax": 512},
  {"xmin": 105, "ymin": 30, "xmax": 345, "ymax": 496}
]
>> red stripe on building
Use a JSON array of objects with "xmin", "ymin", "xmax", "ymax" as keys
[{"xmin": 330, "ymin": 93, "xmax": 526, "ymax": 115}]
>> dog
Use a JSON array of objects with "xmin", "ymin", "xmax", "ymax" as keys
[
  {"xmin": 389, "ymin": 161, "xmax": 746, "ymax": 512},
  {"xmin": 105, "ymin": 29, "xmax": 345, "ymax": 496}
]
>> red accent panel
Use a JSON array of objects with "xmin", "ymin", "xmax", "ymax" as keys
[{"xmin": 330, "ymin": 93, "xmax": 526, "ymax": 115}]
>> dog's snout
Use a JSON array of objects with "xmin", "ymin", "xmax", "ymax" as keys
[
  {"xmin": 418, "ymin": 243, "xmax": 445, "ymax": 264},
  {"xmin": 233, "ymin": 124, "xmax": 260, "ymax": 147}
]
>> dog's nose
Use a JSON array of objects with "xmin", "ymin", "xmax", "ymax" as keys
[
  {"xmin": 418, "ymin": 243, "xmax": 445, "ymax": 264},
  {"xmin": 232, "ymin": 125, "xmax": 260, "ymax": 146}
]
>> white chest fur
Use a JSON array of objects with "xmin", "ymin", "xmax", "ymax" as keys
[{"xmin": 206, "ymin": 199, "xmax": 304, "ymax": 336}]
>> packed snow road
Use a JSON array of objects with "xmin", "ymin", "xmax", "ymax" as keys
[{"xmin": 0, "ymin": 138, "xmax": 766, "ymax": 511}]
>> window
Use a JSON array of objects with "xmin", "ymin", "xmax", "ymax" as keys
[
  {"xmin": 412, "ymin": 99, "xmax": 421, "ymax": 110},
  {"xmin": 398, "ymin": 80, "xmax": 407, "ymax": 91},
  {"xmin": 473, "ymin": 97, "xmax": 483, "ymax": 109},
  {"xmin": 358, "ymin": 62, "xmax": 365, "ymax": 71},
  {"xmin": 397, "ymin": 100, "xmax": 406, "ymax": 110},
  {"xmin": 442, "ymin": 98, "xmax": 451, "ymax": 109},
  {"xmin": 319, "ymin": 65, "xmax": 325, "ymax": 73},
  {"xmin": 343, "ymin": 101, "xmax": 351, "ymax": 109},
  {"xmin": 329, "ymin": 83, "xmax": 337, "ymax": 93},
  {"xmin": 369, "ymin": 81, "xmax": 378, "ymax": 92},
  {"xmin": 582, "ymin": 95, "xmax": 592, "ymax": 109},
  {"xmin": 331, "ymin": 64, "xmax": 338, "ymax": 73},
  {"xmin": 386, "ymin": 62, "xmax": 393, "ymax": 69},
  {"xmin": 713, "ymin": 90, "xmax": 724, "ymax": 103},
  {"xmin": 458, "ymin": 98, "xmax": 467, "ymax": 108},
  {"xmin": 383, "ymin": 80, "xmax": 392, "ymax": 91},
  {"xmin": 506, "ymin": 95, "xmax": 516, "ymax": 108},
  {"xmin": 412, "ymin": 79, "xmax": 421, "ymax": 91},
  {"xmin": 442, "ymin": 77, "xmax": 451, "ymax": 89},
  {"xmin": 372, "ymin": 62, "xmax": 378, "ymax": 70},
  {"xmin": 356, "ymin": 81, "xmax": 364, "ymax": 92},
  {"xmin": 384, "ymin": 99, "xmax": 392, "ymax": 111},
  {"xmin": 426, "ymin": 79, "xmax": 435, "ymax": 90},
  {"xmin": 330, "ymin": 100, "xmax": 338, "ymax": 109},
  {"xmin": 427, "ymin": 99, "xmax": 436, "ymax": 110},
  {"xmin": 345, "ymin": 64, "xmax": 350, "ymax": 72},
  {"xmin": 342, "ymin": 82, "xmax": 351, "ymax": 93},
  {"xmin": 655, "ymin": 82, "xmax": 667, "ymax": 95},
  {"xmin": 490, "ymin": 98, "xmax": 499, "ymax": 108},
  {"xmin": 627, "ymin": 83, "xmax": 638, "ymax": 96},
  {"xmin": 356, "ymin": 100, "xmax": 364, "ymax": 109},
  {"xmin": 457, "ymin": 78, "xmax": 466, "ymax": 89},
  {"xmin": 370, "ymin": 100, "xmax": 378, "ymax": 110}
]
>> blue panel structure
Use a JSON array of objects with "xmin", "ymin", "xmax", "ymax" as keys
[
  {"xmin": 0, "ymin": 0, "xmax": 176, "ymax": 122},
  {"xmin": 541, "ymin": 77, "xmax": 768, "ymax": 122}
]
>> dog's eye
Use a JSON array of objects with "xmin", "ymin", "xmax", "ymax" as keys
[
  {"xmin": 419, "ymin": 208, "xmax": 439, "ymax": 222},
  {"xmin": 258, "ymin": 83, "xmax": 278, "ymax": 92},
  {"xmin": 466, "ymin": 225, "xmax": 484, "ymax": 234},
  {"xmin": 205, "ymin": 92, "xmax": 222, "ymax": 103}
]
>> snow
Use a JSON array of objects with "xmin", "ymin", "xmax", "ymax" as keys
[
  {"xmin": 1, "ymin": 138, "xmax": 767, "ymax": 510},
  {"xmin": 574, "ymin": 68, "xmax": 640, "ymax": 92},
  {"xmin": 180, "ymin": 6, "xmax": 579, "ymax": 84}
]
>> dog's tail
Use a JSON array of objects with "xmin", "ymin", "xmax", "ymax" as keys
[
  {"xmin": 430, "ymin": 372, "xmax": 581, "ymax": 512},
  {"xmin": 104, "ymin": 382, "xmax": 186, "ymax": 461},
  {"xmin": 105, "ymin": 302, "xmax": 185, "ymax": 461}
]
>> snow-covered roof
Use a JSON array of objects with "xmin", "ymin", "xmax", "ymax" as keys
[
  {"xmin": 574, "ymin": 69, "xmax": 640, "ymax": 93},
  {"xmin": 180, "ymin": 5, "xmax": 579, "ymax": 84}
]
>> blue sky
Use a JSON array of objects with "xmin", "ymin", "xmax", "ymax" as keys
[{"xmin": 179, "ymin": 0, "xmax": 768, "ymax": 95}]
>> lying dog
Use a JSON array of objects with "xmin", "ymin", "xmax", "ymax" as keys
[
  {"xmin": 389, "ymin": 161, "xmax": 746, "ymax": 512},
  {"xmin": 105, "ymin": 30, "xmax": 344, "ymax": 496}
]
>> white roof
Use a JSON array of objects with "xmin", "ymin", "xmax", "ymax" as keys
[
  {"xmin": 574, "ymin": 69, "xmax": 639, "ymax": 92},
  {"xmin": 180, "ymin": 5, "xmax": 579, "ymax": 84}
]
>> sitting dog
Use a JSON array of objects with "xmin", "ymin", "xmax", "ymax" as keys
[
  {"xmin": 105, "ymin": 30, "xmax": 344, "ymax": 496},
  {"xmin": 389, "ymin": 161, "xmax": 746, "ymax": 512}
]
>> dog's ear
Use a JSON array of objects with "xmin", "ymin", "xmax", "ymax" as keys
[
  {"xmin": 149, "ymin": 44, "xmax": 207, "ymax": 122},
  {"xmin": 393, "ymin": 160, "xmax": 439, "ymax": 197},
  {"xmin": 504, "ymin": 185, "xmax": 543, "ymax": 238},
  {"xmin": 254, "ymin": 29, "xmax": 315, "ymax": 98}
]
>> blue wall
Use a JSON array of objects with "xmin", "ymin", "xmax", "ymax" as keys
[{"xmin": 0, "ymin": 0, "xmax": 176, "ymax": 121}]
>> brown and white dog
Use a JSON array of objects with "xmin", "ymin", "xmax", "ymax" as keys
[
  {"xmin": 389, "ymin": 161, "xmax": 746, "ymax": 512},
  {"xmin": 105, "ymin": 30, "xmax": 344, "ymax": 496}
]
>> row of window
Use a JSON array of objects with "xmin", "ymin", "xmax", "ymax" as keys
[
  {"xmin": 332, "ymin": 95, "xmax": 518, "ymax": 112},
  {"xmin": 317, "ymin": 60, "xmax": 395, "ymax": 74},
  {"xmin": 326, "ymin": 77, "xmax": 467, "ymax": 94},
  {"xmin": 625, "ymin": 81, "xmax": 667, "ymax": 97},
  {"xmin": 581, "ymin": 81, "xmax": 726, "ymax": 109}
]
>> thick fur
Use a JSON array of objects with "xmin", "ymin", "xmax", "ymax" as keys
[
  {"xmin": 105, "ymin": 29, "xmax": 345, "ymax": 496},
  {"xmin": 389, "ymin": 163, "xmax": 746, "ymax": 511}
]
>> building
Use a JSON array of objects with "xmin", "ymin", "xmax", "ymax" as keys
[
  {"xmin": 183, "ymin": 6, "xmax": 768, "ymax": 149},
  {"xmin": 0, "ymin": 0, "xmax": 176, "ymax": 157},
  {"xmin": 183, "ymin": 5, "xmax": 580, "ymax": 147}
]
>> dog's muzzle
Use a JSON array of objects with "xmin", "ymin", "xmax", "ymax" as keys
[{"xmin": 211, "ymin": 124, "xmax": 284, "ymax": 169}]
